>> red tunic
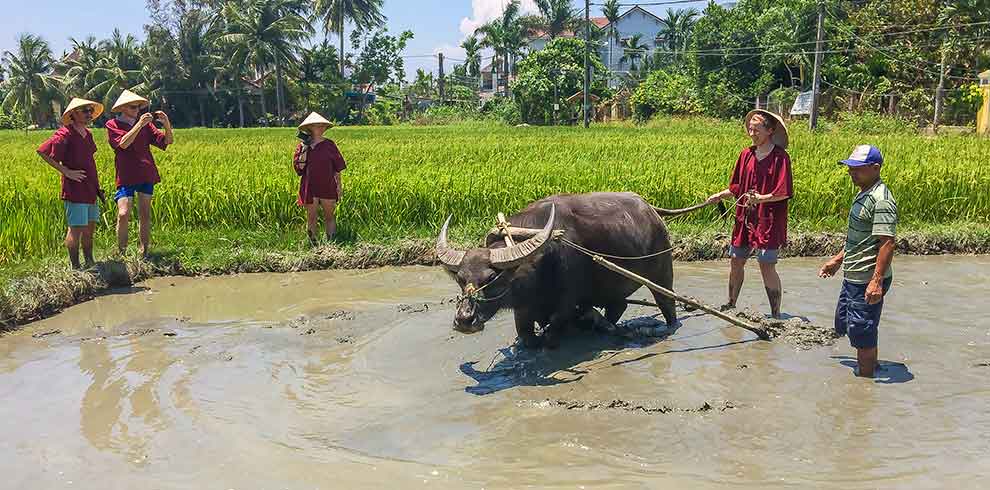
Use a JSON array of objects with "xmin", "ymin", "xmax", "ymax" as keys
[
  {"xmin": 294, "ymin": 139, "xmax": 346, "ymax": 205},
  {"xmin": 37, "ymin": 126, "xmax": 100, "ymax": 204},
  {"xmin": 106, "ymin": 117, "xmax": 168, "ymax": 187},
  {"xmin": 728, "ymin": 146, "xmax": 793, "ymax": 249}
]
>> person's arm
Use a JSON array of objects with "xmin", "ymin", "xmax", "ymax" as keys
[
  {"xmin": 335, "ymin": 172, "xmax": 342, "ymax": 198},
  {"xmin": 293, "ymin": 143, "xmax": 307, "ymax": 176},
  {"xmin": 819, "ymin": 250, "xmax": 845, "ymax": 278},
  {"xmin": 865, "ymin": 237, "xmax": 894, "ymax": 304},
  {"xmin": 155, "ymin": 111, "xmax": 174, "ymax": 145},
  {"xmin": 37, "ymin": 149, "xmax": 85, "ymax": 182},
  {"xmin": 748, "ymin": 153, "xmax": 794, "ymax": 205},
  {"xmin": 117, "ymin": 113, "xmax": 154, "ymax": 150},
  {"xmin": 708, "ymin": 151, "xmax": 746, "ymax": 204}
]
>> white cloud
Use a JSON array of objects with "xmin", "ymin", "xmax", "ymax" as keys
[{"xmin": 459, "ymin": 0, "xmax": 538, "ymax": 38}]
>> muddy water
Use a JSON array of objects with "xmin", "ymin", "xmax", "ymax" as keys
[{"xmin": 2, "ymin": 256, "xmax": 989, "ymax": 489}]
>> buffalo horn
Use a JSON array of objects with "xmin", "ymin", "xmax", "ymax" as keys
[
  {"xmin": 490, "ymin": 204, "xmax": 556, "ymax": 269},
  {"xmin": 436, "ymin": 215, "xmax": 466, "ymax": 268}
]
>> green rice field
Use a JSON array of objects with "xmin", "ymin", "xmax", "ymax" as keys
[{"xmin": 1, "ymin": 119, "xmax": 988, "ymax": 268}]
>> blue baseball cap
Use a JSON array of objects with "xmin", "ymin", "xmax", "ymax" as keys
[{"xmin": 839, "ymin": 145, "xmax": 884, "ymax": 167}]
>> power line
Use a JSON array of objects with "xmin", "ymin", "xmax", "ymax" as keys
[{"xmin": 825, "ymin": 7, "xmax": 981, "ymax": 82}]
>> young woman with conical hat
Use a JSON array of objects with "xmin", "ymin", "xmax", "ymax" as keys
[
  {"xmin": 293, "ymin": 112, "xmax": 346, "ymax": 245},
  {"xmin": 35, "ymin": 97, "xmax": 105, "ymax": 269},
  {"xmin": 105, "ymin": 89, "xmax": 174, "ymax": 256},
  {"xmin": 706, "ymin": 109, "xmax": 794, "ymax": 319}
]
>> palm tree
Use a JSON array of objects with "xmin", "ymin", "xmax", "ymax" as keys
[
  {"xmin": 58, "ymin": 36, "xmax": 103, "ymax": 96},
  {"xmin": 1, "ymin": 34, "xmax": 59, "ymax": 125},
  {"xmin": 620, "ymin": 34, "xmax": 647, "ymax": 72},
  {"xmin": 522, "ymin": 0, "xmax": 579, "ymax": 40},
  {"xmin": 657, "ymin": 8, "xmax": 699, "ymax": 60},
  {"xmin": 475, "ymin": 0, "xmax": 525, "ymax": 95},
  {"xmin": 313, "ymin": 0, "xmax": 385, "ymax": 78},
  {"xmin": 99, "ymin": 29, "xmax": 142, "ymax": 70},
  {"xmin": 461, "ymin": 35, "xmax": 482, "ymax": 79},
  {"xmin": 220, "ymin": 0, "xmax": 312, "ymax": 124},
  {"xmin": 602, "ymin": 0, "xmax": 621, "ymax": 73}
]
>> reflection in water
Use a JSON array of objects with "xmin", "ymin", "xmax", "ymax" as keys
[
  {"xmin": 78, "ymin": 333, "xmax": 178, "ymax": 463},
  {"xmin": 1, "ymin": 257, "xmax": 989, "ymax": 489}
]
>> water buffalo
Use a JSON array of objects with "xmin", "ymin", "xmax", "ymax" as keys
[{"xmin": 436, "ymin": 192, "xmax": 705, "ymax": 348}]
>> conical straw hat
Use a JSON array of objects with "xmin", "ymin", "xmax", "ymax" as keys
[
  {"xmin": 111, "ymin": 89, "xmax": 150, "ymax": 112},
  {"xmin": 298, "ymin": 112, "xmax": 333, "ymax": 132},
  {"xmin": 61, "ymin": 98, "xmax": 104, "ymax": 126},
  {"xmin": 744, "ymin": 109, "xmax": 789, "ymax": 150}
]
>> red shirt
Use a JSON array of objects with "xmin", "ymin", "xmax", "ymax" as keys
[
  {"xmin": 294, "ymin": 139, "xmax": 346, "ymax": 205},
  {"xmin": 728, "ymin": 146, "xmax": 793, "ymax": 249},
  {"xmin": 37, "ymin": 126, "xmax": 100, "ymax": 204},
  {"xmin": 106, "ymin": 117, "xmax": 168, "ymax": 187}
]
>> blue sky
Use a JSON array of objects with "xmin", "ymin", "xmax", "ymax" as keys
[{"xmin": 0, "ymin": 0, "xmax": 713, "ymax": 80}]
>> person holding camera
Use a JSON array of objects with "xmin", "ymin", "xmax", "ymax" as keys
[
  {"xmin": 105, "ymin": 89, "xmax": 173, "ymax": 257},
  {"xmin": 293, "ymin": 112, "xmax": 345, "ymax": 246},
  {"xmin": 36, "ymin": 98, "xmax": 105, "ymax": 269}
]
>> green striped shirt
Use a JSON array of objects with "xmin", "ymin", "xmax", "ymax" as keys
[{"xmin": 843, "ymin": 180, "xmax": 897, "ymax": 284}]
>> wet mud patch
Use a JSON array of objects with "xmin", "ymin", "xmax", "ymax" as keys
[
  {"xmin": 732, "ymin": 309, "xmax": 836, "ymax": 348},
  {"xmin": 524, "ymin": 398, "xmax": 738, "ymax": 414},
  {"xmin": 397, "ymin": 303, "xmax": 430, "ymax": 314}
]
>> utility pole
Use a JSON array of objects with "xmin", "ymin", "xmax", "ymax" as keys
[
  {"xmin": 583, "ymin": 0, "xmax": 591, "ymax": 128},
  {"xmin": 809, "ymin": 1, "xmax": 825, "ymax": 130},
  {"xmin": 933, "ymin": 46, "xmax": 948, "ymax": 133},
  {"xmin": 438, "ymin": 52, "xmax": 446, "ymax": 104}
]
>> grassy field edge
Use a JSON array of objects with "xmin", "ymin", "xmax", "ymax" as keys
[{"xmin": 3, "ymin": 224, "xmax": 988, "ymax": 332}]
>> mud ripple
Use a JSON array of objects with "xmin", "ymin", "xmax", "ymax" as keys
[{"xmin": 524, "ymin": 398, "xmax": 738, "ymax": 415}]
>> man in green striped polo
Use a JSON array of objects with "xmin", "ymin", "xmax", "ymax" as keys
[{"xmin": 819, "ymin": 145, "xmax": 897, "ymax": 378}]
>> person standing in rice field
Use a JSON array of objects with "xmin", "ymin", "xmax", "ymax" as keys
[
  {"xmin": 36, "ymin": 98, "xmax": 105, "ymax": 269},
  {"xmin": 293, "ymin": 112, "xmax": 346, "ymax": 246},
  {"xmin": 105, "ymin": 89, "xmax": 173, "ymax": 257},
  {"xmin": 706, "ymin": 109, "xmax": 794, "ymax": 319},
  {"xmin": 819, "ymin": 145, "xmax": 897, "ymax": 378}
]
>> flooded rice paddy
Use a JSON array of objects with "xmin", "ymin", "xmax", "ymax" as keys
[{"xmin": 2, "ymin": 256, "xmax": 989, "ymax": 489}]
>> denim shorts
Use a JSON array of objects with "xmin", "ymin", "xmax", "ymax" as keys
[
  {"xmin": 114, "ymin": 183, "xmax": 155, "ymax": 201},
  {"xmin": 65, "ymin": 201, "xmax": 100, "ymax": 227},
  {"xmin": 728, "ymin": 245, "xmax": 779, "ymax": 264},
  {"xmin": 834, "ymin": 277, "xmax": 893, "ymax": 349}
]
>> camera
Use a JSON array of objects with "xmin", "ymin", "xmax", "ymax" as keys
[{"xmin": 296, "ymin": 131, "xmax": 312, "ymax": 144}]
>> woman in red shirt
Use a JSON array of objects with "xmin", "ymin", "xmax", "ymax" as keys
[
  {"xmin": 293, "ymin": 112, "xmax": 346, "ymax": 245},
  {"xmin": 707, "ymin": 110, "xmax": 793, "ymax": 318},
  {"xmin": 36, "ymin": 98, "xmax": 105, "ymax": 269}
]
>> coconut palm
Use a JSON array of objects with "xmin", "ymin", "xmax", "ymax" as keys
[
  {"xmin": 522, "ymin": 0, "xmax": 579, "ymax": 40},
  {"xmin": 461, "ymin": 35, "xmax": 482, "ymax": 78},
  {"xmin": 602, "ymin": 0, "xmax": 622, "ymax": 71},
  {"xmin": 657, "ymin": 8, "xmax": 699, "ymax": 59},
  {"xmin": 620, "ymin": 34, "xmax": 648, "ymax": 72},
  {"xmin": 99, "ymin": 29, "xmax": 142, "ymax": 71},
  {"xmin": 475, "ymin": 0, "xmax": 525, "ymax": 95},
  {"xmin": 1, "ymin": 34, "xmax": 60, "ymax": 125},
  {"xmin": 313, "ymin": 0, "xmax": 385, "ymax": 77},
  {"xmin": 220, "ymin": 0, "xmax": 312, "ymax": 124}
]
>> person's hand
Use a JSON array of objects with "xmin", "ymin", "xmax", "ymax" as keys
[
  {"xmin": 819, "ymin": 258, "xmax": 841, "ymax": 278},
  {"xmin": 154, "ymin": 111, "xmax": 171, "ymax": 125},
  {"xmin": 336, "ymin": 177, "xmax": 342, "ymax": 198},
  {"xmin": 138, "ymin": 112, "xmax": 154, "ymax": 127},
  {"xmin": 63, "ymin": 168, "xmax": 86, "ymax": 182},
  {"xmin": 865, "ymin": 279, "xmax": 884, "ymax": 304},
  {"xmin": 706, "ymin": 192, "xmax": 723, "ymax": 205}
]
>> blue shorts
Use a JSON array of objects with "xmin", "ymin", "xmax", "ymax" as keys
[
  {"xmin": 114, "ymin": 183, "xmax": 155, "ymax": 201},
  {"xmin": 728, "ymin": 245, "xmax": 779, "ymax": 264},
  {"xmin": 65, "ymin": 202, "xmax": 100, "ymax": 227},
  {"xmin": 834, "ymin": 278, "xmax": 893, "ymax": 349}
]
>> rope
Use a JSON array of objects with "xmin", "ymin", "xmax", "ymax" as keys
[{"xmin": 558, "ymin": 235, "xmax": 675, "ymax": 261}]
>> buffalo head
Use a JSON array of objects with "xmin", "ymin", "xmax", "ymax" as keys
[{"xmin": 436, "ymin": 205, "xmax": 556, "ymax": 333}]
